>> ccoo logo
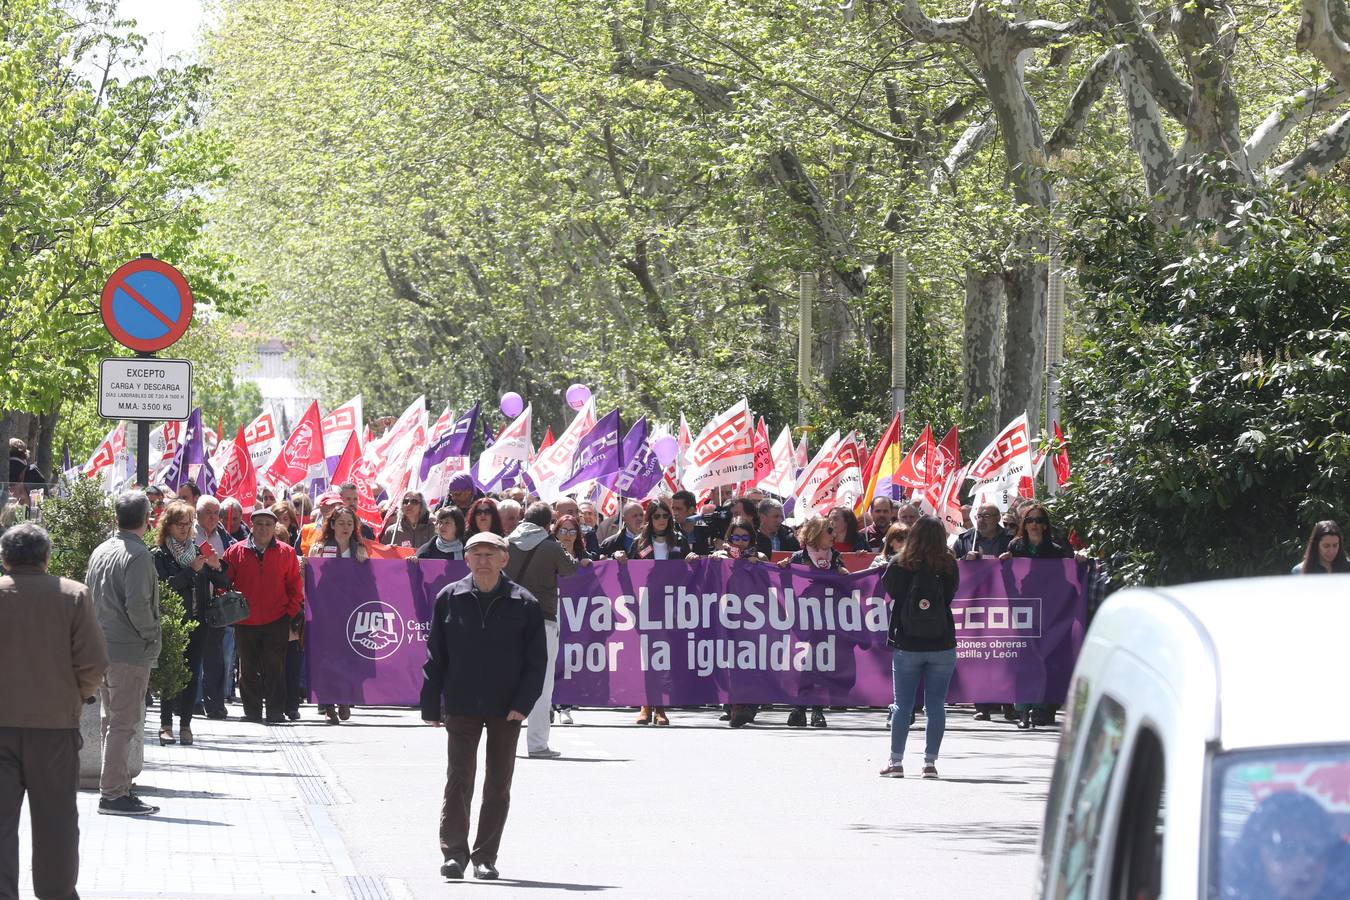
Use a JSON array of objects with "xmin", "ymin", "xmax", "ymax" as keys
[{"xmin": 346, "ymin": 601, "xmax": 404, "ymax": 660}]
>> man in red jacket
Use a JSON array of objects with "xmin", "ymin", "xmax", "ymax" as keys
[{"xmin": 222, "ymin": 506, "xmax": 303, "ymax": 723}]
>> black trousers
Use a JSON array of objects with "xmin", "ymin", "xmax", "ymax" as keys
[
  {"xmin": 234, "ymin": 617, "xmax": 290, "ymax": 720},
  {"xmin": 160, "ymin": 620, "xmax": 208, "ymax": 729},
  {"xmin": 0, "ymin": 727, "xmax": 81, "ymax": 900},
  {"xmin": 199, "ymin": 625, "xmax": 228, "ymax": 715},
  {"xmin": 439, "ymin": 717, "xmax": 522, "ymax": 867},
  {"xmin": 284, "ymin": 641, "xmax": 303, "ymax": 714}
]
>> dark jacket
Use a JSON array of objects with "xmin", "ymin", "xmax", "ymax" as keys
[
  {"xmin": 786, "ymin": 547, "xmax": 845, "ymax": 572},
  {"xmin": 597, "ymin": 530, "xmax": 640, "ymax": 559},
  {"xmin": 416, "ymin": 539, "xmax": 463, "ymax": 561},
  {"xmin": 420, "ymin": 573, "xmax": 547, "ymax": 720},
  {"xmin": 882, "ymin": 563, "xmax": 960, "ymax": 652},
  {"xmin": 581, "ymin": 529, "xmax": 601, "ymax": 557},
  {"xmin": 953, "ymin": 526, "xmax": 1013, "ymax": 559},
  {"xmin": 1007, "ymin": 537, "xmax": 1073, "ymax": 559},
  {"xmin": 755, "ymin": 525, "xmax": 801, "ymax": 556},
  {"xmin": 151, "ymin": 546, "xmax": 232, "ymax": 621},
  {"xmin": 629, "ymin": 531, "xmax": 693, "ymax": 561},
  {"xmin": 859, "ymin": 523, "xmax": 889, "ymax": 552}
]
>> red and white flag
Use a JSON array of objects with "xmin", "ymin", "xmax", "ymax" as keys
[
  {"xmin": 968, "ymin": 413, "xmax": 1033, "ymax": 487},
  {"xmin": 242, "ymin": 409, "xmax": 283, "ymax": 474},
  {"xmin": 794, "ymin": 433, "xmax": 810, "ymax": 469},
  {"xmin": 478, "ymin": 405, "xmax": 533, "ymax": 487},
  {"xmin": 756, "ymin": 427, "xmax": 797, "ymax": 497},
  {"xmin": 320, "ymin": 395, "xmax": 363, "ymax": 460},
  {"xmin": 331, "ymin": 432, "xmax": 382, "ymax": 528},
  {"xmin": 83, "ymin": 423, "xmax": 126, "ymax": 479},
  {"xmin": 214, "ymin": 425, "xmax": 258, "ymax": 514},
  {"xmin": 894, "ymin": 424, "xmax": 936, "ymax": 493},
  {"xmin": 792, "ymin": 430, "xmax": 840, "ymax": 514},
  {"xmin": 371, "ymin": 396, "xmax": 426, "ymax": 462},
  {"xmin": 264, "ymin": 401, "xmax": 326, "ymax": 490},
  {"xmin": 429, "ymin": 406, "xmax": 455, "ymax": 443},
  {"xmin": 683, "ymin": 399, "xmax": 754, "ymax": 491},
  {"xmin": 750, "ymin": 418, "xmax": 772, "ymax": 485},
  {"xmin": 811, "ymin": 431, "xmax": 865, "ymax": 514},
  {"xmin": 527, "ymin": 398, "xmax": 595, "ymax": 501}
]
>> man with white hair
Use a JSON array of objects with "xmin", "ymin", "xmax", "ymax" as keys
[
  {"xmin": 497, "ymin": 499, "xmax": 523, "ymax": 536},
  {"xmin": 196, "ymin": 495, "xmax": 237, "ymax": 720}
]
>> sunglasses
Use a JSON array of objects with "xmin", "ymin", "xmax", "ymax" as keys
[
  {"xmin": 475, "ymin": 510, "xmax": 493, "ymax": 517},
  {"xmin": 729, "ymin": 534, "xmax": 752, "ymax": 543},
  {"xmin": 1024, "ymin": 517, "xmax": 1049, "ymax": 525},
  {"xmin": 402, "ymin": 498, "xmax": 420, "ymax": 505}
]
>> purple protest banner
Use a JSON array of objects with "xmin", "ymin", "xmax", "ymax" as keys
[{"xmin": 304, "ymin": 558, "xmax": 1086, "ymax": 707}]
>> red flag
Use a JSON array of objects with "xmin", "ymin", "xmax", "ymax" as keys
[
  {"xmin": 265, "ymin": 401, "xmax": 325, "ymax": 490},
  {"xmin": 331, "ymin": 433, "xmax": 382, "ymax": 528},
  {"xmin": 538, "ymin": 427, "xmax": 555, "ymax": 454},
  {"xmin": 215, "ymin": 425, "xmax": 258, "ymax": 513},
  {"xmin": 893, "ymin": 425, "xmax": 936, "ymax": 492},
  {"xmin": 935, "ymin": 426, "xmax": 960, "ymax": 481},
  {"xmin": 751, "ymin": 418, "xmax": 772, "ymax": 485},
  {"xmin": 1052, "ymin": 421, "xmax": 1071, "ymax": 487},
  {"xmin": 361, "ymin": 539, "xmax": 416, "ymax": 559}
]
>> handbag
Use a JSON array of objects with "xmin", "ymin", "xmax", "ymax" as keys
[{"xmin": 204, "ymin": 589, "xmax": 250, "ymax": 628}]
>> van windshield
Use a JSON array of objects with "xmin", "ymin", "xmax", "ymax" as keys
[{"xmin": 1208, "ymin": 745, "xmax": 1350, "ymax": 900}]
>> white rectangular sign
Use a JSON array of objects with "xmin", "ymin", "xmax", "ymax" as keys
[{"xmin": 98, "ymin": 358, "xmax": 193, "ymax": 421}]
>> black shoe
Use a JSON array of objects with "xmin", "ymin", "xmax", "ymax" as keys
[
  {"xmin": 973, "ymin": 711, "xmax": 991, "ymax": 721},
  {"xmin": 205, "ymin": 710, "xmax": 229, "ymax": 720},
  {"xmin": 98, "ymin": 795, "xmax": 159, "ymax": 816},
  {"xmin": 473, "ymin": 862, "xmax": 499, "ymax": 880},
  {"xmin": 285, "ymin": 709, "xmax": 301, "ymax": 721},
  {"xmin": 193, "ymin": 703, "xmax": 206, "ymax": 715},
  {"xmin": 1017, "ymin": 711, "xmax": 1034, "ymax": 730},
  {"xmin": 264, "ymin": 713, "xmax": 286, "ymax": 724},
  {"xmin": 786, "ymin": 708, "xmax": 807, "ymax": 727},
  {"xmin": 810, "ymin": 709, "xmax": 827, "ymax": 728},
  {"xmin": 440, "ymin": 860, "xmax": 464, "ymax": 880},
  {"xmin": 718, "ymin": 712, "xmax": 731, "ymax": 721},
  {"xmin": 242, "ymin": 715, "xmax": 264, "ymax": 724}
]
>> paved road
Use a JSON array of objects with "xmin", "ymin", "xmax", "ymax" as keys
[{"xmin": 18, "ymin": 706, "xmax": 1058, "ymax": 898}]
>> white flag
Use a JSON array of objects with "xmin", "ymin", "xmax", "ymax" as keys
[
  {"xmin": 526, "ymin": 398, "xmax": 597, "ymax": 502},
  {"xmin": 683, "ymin": 399, "xmax": 754, "ymax": 491}
]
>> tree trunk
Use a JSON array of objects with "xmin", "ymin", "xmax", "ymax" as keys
[
  {"xmin": 963, "ymin": 267, "xmax": 1004, "ymax": 449},
  {"xmin": 999, "ymin": 242, "xmax": 1048, "ymax": 431},
  {"xmin": 36, "ymin": 409, "xmax": 58, "ymax": 487}
]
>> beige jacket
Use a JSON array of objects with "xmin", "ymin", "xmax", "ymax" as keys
[{"xmin": 0, "ymin": 568, "xmax": 109, "ymax": 728}]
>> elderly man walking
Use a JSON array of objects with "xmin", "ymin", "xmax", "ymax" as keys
[
  {"xmin": 421, "ymin": 532, "xmax": 547, "ymax": 882},
  {"xmin": 85, "ymin": 490, "xmax": 162, "ymax": 817},
  {"xmin": 0, "ymin": 524, "xmax": 108, "ymax": 899}
]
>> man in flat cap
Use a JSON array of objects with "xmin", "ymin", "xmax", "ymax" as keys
[{"xmin": 420, "ymin": 531, "xmax": 546, "ymax": 882}]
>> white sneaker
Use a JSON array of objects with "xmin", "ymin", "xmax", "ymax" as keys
[
  {"xmin": 559, "ymin": 709, "xmax": 574, "ymax": 725},
  {"xmin": 528, "ymin": 748, "xmax": 562, "ymax": 759}
]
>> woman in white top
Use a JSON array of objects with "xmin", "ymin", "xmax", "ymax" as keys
[{"xmin": 308, "ymin": 506, "xmax": 367, "ymax": 723}]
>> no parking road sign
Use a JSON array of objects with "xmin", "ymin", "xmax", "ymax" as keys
[{"xmin": 100, "ymin": 256, "xmax": 194, "ymax": 353}]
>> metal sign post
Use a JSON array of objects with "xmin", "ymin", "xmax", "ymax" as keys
[{"xmin": 99, "ymin": 254, "xmax": 195, "ymax": 488}]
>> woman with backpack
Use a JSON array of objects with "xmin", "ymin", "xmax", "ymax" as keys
[{"xmin": 880, "ymin": 515, "xmax": 959, "ymax": 779}]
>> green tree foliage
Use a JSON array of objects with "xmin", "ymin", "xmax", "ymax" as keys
[
  {"xmin": 1056, "ymin": 181, "xmax": 1350, "ymax": 585},
  {"xmin": 0, "ymin": 0, "xmax": 255, "ymax": 445},
  {"xmin": 152, "ymin": 581, "xmax": 191, "ymax": 700},
  {"xmin": 40, "ymin": 475, "xmax": 113, "ymax": 581}
]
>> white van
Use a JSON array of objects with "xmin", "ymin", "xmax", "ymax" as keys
[{"xmin": 1035, "ymin": 575, "xmax": 1350, "ymax": 899}]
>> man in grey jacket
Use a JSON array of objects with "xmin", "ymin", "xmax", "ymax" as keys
[
  {"xmin": 85, "ymin": 490, "xmax": 162, "ymax": 816},
  {"xmin": 504, "ymin": 502, "xmax": 587, "ymax": 759}
]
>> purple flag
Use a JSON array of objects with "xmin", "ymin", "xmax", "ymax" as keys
[
  {"xmin": 304, "ymin": 558, "xmax": 1088, "ymax": 706},
  {"xmin": 420, "ymin": 402, "xmax": 479, "ymax": 481},
  {"xmin": 162, "ymin": 408, "xmax": 215, "ymax": 493},
  {"xmin": 558, "ymin": 408, "xmax": 622, "ymax": 492},
  {"xmin": 602, "ymin": 416, "xmax": 663, "ymax": 499}
]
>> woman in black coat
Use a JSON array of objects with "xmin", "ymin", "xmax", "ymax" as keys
[{"xmin": 151, "ymin": 500, "xmax": 231, "ymax": 746}]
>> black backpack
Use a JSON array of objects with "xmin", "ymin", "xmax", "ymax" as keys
[{"xmin": 896, "ymin": 570, "xmax": 949, "ymax": 641}]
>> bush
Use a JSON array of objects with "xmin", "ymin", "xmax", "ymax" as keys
[
  {"xmin": 40, "ymin": 476, "xmax": 114, "ymax": 581},
  {"xmin": 152, "ymin": 580, "xmax": 193, "ymax": 700},
  {"xmin": 1056, "ymin": 183, "xmax": 1350, "ymax": 586}
]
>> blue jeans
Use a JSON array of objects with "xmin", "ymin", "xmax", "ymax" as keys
[{"xmin": 889, "ymin": 648, "xmax": 957, "ymax": 764}]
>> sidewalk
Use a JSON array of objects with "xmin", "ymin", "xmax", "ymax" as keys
[{"xmin": 17, "ymin": 714, "xmax": 405, "ymax": 900}]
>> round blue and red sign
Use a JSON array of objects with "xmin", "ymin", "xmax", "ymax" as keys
[{"xmin": 100, "ymin": 257, "xmax": 194, "ymax": 353}]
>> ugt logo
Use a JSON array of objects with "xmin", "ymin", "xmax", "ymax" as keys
[{"xmin": 347, "ymin": 601, "xmax": 404, "ymax": 660}]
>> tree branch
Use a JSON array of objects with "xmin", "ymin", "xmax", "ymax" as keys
[
  {"xmin": 1098, "ymin": 0, "xmax": 1192, "ymax": 123},
  {"xmin": 892, "ymin": 0, "xmax": 971, "ymax": 45},
  {"xmin": 1273, "ymin": 108, "xmax": 1350, "ymax": 182},
  {"xmin": 1047, "ymin": 48, "xmax": 1120, "ymax": 156},
  {"xmin": 1006, "ymin": 17, "xmax": 1094, "ymax": 52},
  {"xmin": 1116, "ymin": 51, "xmax": 1175, "ymax": 198},
  {"xmin": 609, "ymin": 21, "xmax": 734, "ymax": 112},
  {"xmin": 1246, "ymin": 80, "xmax": 1350, "ymax": 169},
  {"xmin": 1298, "ymin": 0, "xmax": 1350, "ymax": 87}
]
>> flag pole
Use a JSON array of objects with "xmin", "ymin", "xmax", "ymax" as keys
[{"xmin": 1045, "ymin": 233, "xmax": 1065, "ymax": 497}]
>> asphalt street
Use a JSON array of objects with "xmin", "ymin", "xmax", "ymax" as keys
[{"xmin": 314, "ymin": 706, "xmax": 1060, "ymax": 898}]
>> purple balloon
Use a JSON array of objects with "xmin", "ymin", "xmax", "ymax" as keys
[
  {"xmin": 565, "ymin": 383, "xmax": 592, "ymax": 411},
  {"xmin": 653, "ymin": 434, "xmax": 680, "ymax": 468},
  {"xmin": 500, "ymin": 392, "xmax": 524, "ymax": 418}
]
